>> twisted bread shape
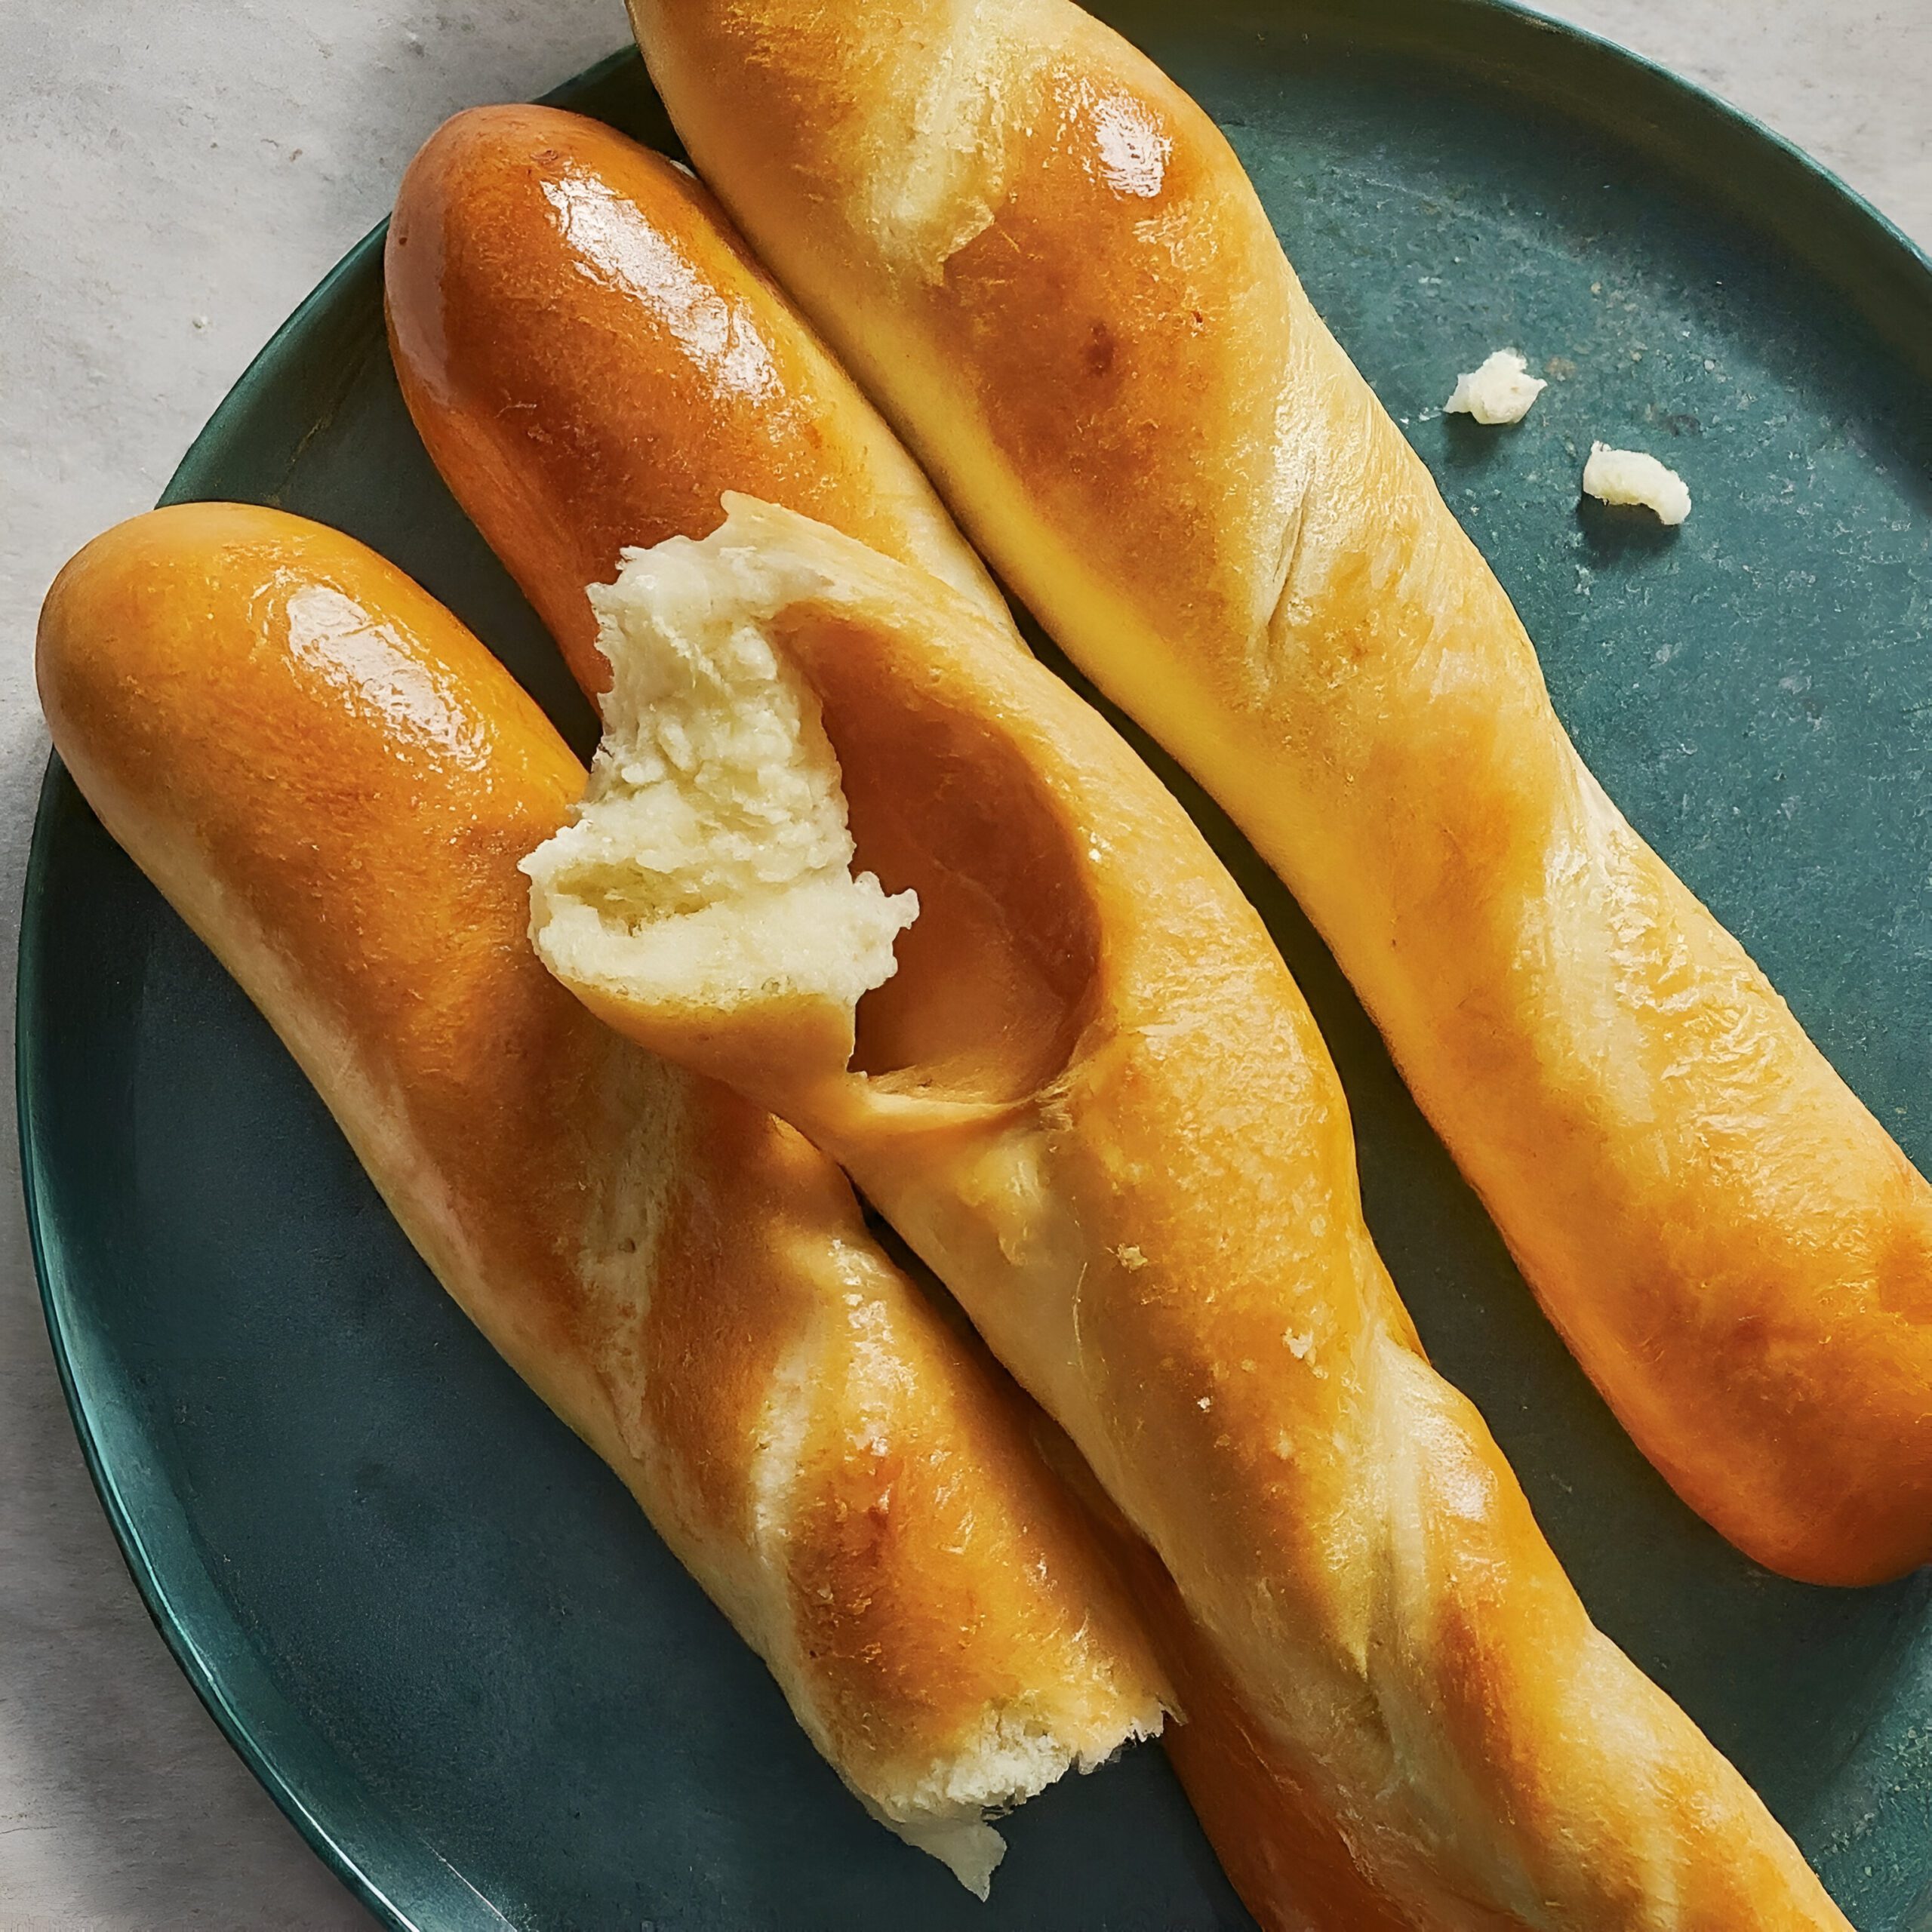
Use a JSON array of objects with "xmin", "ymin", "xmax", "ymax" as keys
[
  {"xmin": 527, "ymin": 498, "xmax": 1853, "ymax": 1929},
  {"xmin": 628, "ymin": 0, "xmax": 1932, "ymax": 1587},
  {"xmin": 35, "ymin": 502, "xmax": 1166, "ymax": 1894},
  {"xmin": 384, "ymin": 104, "xmax": 1459, "ymax": 1926}
]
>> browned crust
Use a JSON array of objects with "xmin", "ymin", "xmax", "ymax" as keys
[
  {"xmin": 629, "ymin": 0, "xmax": 1932, "ymax": 1592},
  {"xmin": 384, "ymin": 103, "xmax": 1004, "ymax": 696},
  {"xmin": 553, "ymin": 499, "xmax": 1850, "ymax": 1928},
  {"xmin": 381, "ymin": 102, "xmax": 1429, "ymax": 1926},
  {"xmin": 35, "ymin": 500, "xmax": 1164, "ymax": 1841}
]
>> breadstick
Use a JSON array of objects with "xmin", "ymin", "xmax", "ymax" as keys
[
  {"xmin": 35, "ymin": 500, "xmax": 1165, "ymax": 1894},
  {"xmin": 525, "ymin": 495, "xmax": 1852, "ymax": 1930},
  {"xmin": 627, "ymin": 0, "xmax": 1932, "ymax": 1586},
  {"xmin": 386, "ymin": 103, "xmax": 1426, "ymax": 1928}
]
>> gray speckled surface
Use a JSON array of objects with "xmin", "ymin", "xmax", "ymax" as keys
[{"xmin": 0, "ymin": 3, "xmax": 1925, "ymax": 1926}]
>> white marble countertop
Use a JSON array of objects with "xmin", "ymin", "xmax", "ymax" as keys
[{"xmin": 1, "ymin": 3, "xmax": 1926, "ymax": 1926}]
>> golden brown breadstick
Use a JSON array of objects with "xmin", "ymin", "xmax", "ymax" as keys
[
  {"xmin": 628, "ymin": 0, "xmax": 1932, "ymax": 1586},
  {"xmin": 35, "ymin": 501, "xmax": 1165, "ymax": 1894},
  {"xmin": 385, "ymin": 103, "xmax": 1426, "ymax": 1930},
  {"xmin": 525, "ymin": 495, "xmax": 1852, "ymax": 1931}
]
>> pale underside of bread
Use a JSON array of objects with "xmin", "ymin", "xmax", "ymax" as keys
[{"xmin": 524, "ymin": 495, "xmax": 1850, "ymax": 1930}]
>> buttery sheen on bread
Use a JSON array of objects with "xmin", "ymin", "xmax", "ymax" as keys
[
  {"xmin": 629, "ymin": 0, "xmax": 1932, "ymax": 1586},
  {"xmin": 528, "ymin": 497, "xmax": 1851, "ymax": 1930},
  {"xmin": 385, "ymin": 106, "xmax": 1446, "ymax": 1930},
  {"xmin": 35, "ymin": 501, "xmax": 1167, "ymax": 1893},
  {"xmin": 384, "ymin": 103, "xmax": 1009, "ymax": 699}
]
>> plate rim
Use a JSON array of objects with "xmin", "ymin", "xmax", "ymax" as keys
[{"xmin": 17, "ymin": 13, "xmax": 1932, "ymax": 1928}]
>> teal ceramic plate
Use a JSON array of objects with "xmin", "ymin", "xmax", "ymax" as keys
[{"xmin": 20, "ymin": 9, "xmax": 1932, "ymax": 1929}]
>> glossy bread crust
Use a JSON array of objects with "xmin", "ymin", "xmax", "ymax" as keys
[
  {"xmin": 384, "ymin": 103, "xmax": 1007, "ymax": 696},
  {"xmin": 553, "ymin": 498, "xmax": 1850, "ymax": 1931},
  {"xmin": 629, "ymin": 0, "xmax": 1932, "ymax": 1590},
  {"xmin": 34, "ymin": 501, "xmax": 1166, "ymax": 1888},
  {"xmin": 382, "ymin": 106, "xmax": 1418, "ymax": 1930}
]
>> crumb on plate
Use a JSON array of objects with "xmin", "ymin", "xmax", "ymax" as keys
[
  {"xmin": 1444, "ymin": 349, "xmax": 1547, "ymax": 426},
  {"xmin": 1582, "ymin": 442, "xmax": 1692, "ymax": 525}
]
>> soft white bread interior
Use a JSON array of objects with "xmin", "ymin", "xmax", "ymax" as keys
[
  {"xmin": 36, "ymin": 501, "xmax": 1168, "ymax": 1894},
  {"xmin": 525, "ymin": 541, "xmax": 915, "ymax": 1051},
  {"xmin": 529, "ymin": 497, "xmax": 1852, "ymax": 1930}
]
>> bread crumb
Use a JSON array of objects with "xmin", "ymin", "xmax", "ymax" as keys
[
  {"xmin": 1198, "ymin": 1395, "xmax": 1213, "ymax": 1411},
  {"xmin": 1115, "ymin": 1244, "xmax": 1148, "ymax": 1271},
  {"xmin": 1284, "ymin": 1329, "xmax": 1314, "ymax": 1359},
  {"xmin": 1444, "ymin": 349, "xmax": 1546, "ymax": 426},
  {"xmin": 1582, "ymin": 442, "xmax": 1692, "ymax": 525}
]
